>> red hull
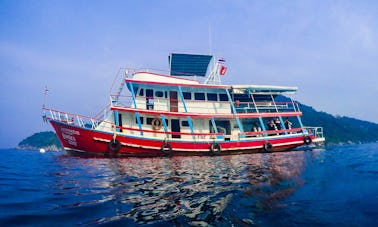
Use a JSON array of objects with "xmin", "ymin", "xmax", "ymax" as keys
[{"xmin": 50, "ymin": 120, "xmax": 310, "ymax": 157}]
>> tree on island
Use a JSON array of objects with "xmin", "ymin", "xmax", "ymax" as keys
[{"xmin": 17, "ymin": 131, "xmax": 63, "ymax": 151}]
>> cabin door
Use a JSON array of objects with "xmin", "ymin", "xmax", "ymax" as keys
[
  {"xmin": 170, "ymin": 91, "xmax": 178, "ymax": 112},
  {"xmin": 171, "ymin": 119, "xmax": 181, "ymax": 138}
]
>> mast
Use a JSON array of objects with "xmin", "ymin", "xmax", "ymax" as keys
[{"xmin": 204, "ymin": 57, "xmax": 226, "ymax": 85}]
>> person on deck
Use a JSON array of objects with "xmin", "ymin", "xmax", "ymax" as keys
[
  {"xmin": 252, "ymin": 121, "xmax": 262, "ymax": 136},
  {"xmin": 284, "ymin": 117, "xmax": 293, "ymax": 134},
  {"xmin": 274, "ymin": 118, "xmax": 281, "ymax": 130},
  {"xmin": 267, "ymin": 119, "xmax": 277, "ymax": 135}
]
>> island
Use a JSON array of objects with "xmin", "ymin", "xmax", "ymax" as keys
[{"xmin": 17, "ymin": 131, "xmax": 63, "ymax": 151}]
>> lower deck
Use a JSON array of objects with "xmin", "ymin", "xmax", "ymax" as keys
[{"xmin": 95, "ymin": 111, "xmax": 312, "ymax": 142}]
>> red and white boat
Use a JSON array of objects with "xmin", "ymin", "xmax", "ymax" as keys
[{"xmin": 43, "ymin": 53, "xmax": 325, "ymax": 157}]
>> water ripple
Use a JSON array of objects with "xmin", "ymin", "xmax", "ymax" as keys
[{"xmin": 1, "ymin": 144, "xmax": 377, "ymax": 226}]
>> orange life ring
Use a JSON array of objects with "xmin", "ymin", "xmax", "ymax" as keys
[{"xmin": 151, "ymin": 117, "xmax": 162, "ymax": 130}]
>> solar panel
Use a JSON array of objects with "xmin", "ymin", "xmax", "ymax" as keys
[{"xmin": 169, "ymin": 53, "xmax": 213, "ymax": 77}]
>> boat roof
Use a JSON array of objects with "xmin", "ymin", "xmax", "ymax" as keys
[
  {"xmin": 231, "ymin": 85, "xmax": 297, "ymax": 94},
  {"xmin": 127, "ymin": 72, "xmax": 297, "ymax": 94}
]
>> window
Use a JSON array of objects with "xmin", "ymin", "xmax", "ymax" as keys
[
  {"xmin": 155, "ymin": 91, "xmax": 164, "ymax": 98},
  {"xmin": 138, "ymin": 88, "xmax": 144, "ymax": 96},
  {"xmin": 146, "ymin": 89, "xmax": 153, "ymax": 98},
  {"xmin": 183, "ymin": 92, "xmax": 192, "ymax": 100},
  {"xmin": 219, "ymin": 94, "xmax": 228, "ymax": 101},
  {"xmin": 207, "ymin": 93, "xmax": 218, "ymax": 101},
  {"xmin": 194, "ymin": 93, "xmax": 205, "ymax": 100},
  {"xmin": 181, "ymin": 121, "xmax": 189, "ymax": 127},
  {"xmin": 135, "ymin": 116, "xmax": 144, "ymax": 124}
]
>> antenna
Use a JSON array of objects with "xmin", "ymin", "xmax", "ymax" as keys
[
  {"xmin": 43, "ymin": 86, "xmax": 49, "ymax": 109},
  {"xmin": 208, "ymin": 24, "xmax": 212, "ymax": 55},
  {"xmin": 42, "ymin": 86, "xmax": 49, "ymax": 123}
]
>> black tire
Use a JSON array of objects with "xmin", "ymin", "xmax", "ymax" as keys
[
  {"xmin": 264, "ymin": 142, "xmax": 273, "ymax": 152},
  {"xmin": 161, "ymin": 143, "xmax": 172, "ymax": 155},
  {"xmin": 210, "ymin": 143, "xmax": 222, "ymax": 155},
  {"xmin": 304, "ymin": 136, "xmax": 312, "ymax": 145},
  {"xmin": 108, "ymin": 139, "xmax": 121, "ymax": 152}
]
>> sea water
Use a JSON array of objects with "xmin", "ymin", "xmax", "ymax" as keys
[{"xmin": 0, "ymin": 143, "xmax": 377, "ymax": 226}]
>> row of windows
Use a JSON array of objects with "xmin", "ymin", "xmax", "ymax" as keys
[
  {"xmin": 182, "ymin": 92, "xmax": 229, "ymax": 101},
  {"xmin": 137, "ymin": 88, "xmax": 228, "ymax": 101},
  {"xmin": 135, "ymin": 117, "xmax": 190, "ymax": 127},
  {"xmin": 138, "ymin": 89, "xmax": 168, "ymax": 98}
]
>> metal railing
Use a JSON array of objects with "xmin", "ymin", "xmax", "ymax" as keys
[
  {"xmin": 305, "ymin": 127, "xmax": 324, "ymax": 139},
  {"xmin": 234, "ymin": 101, "xmax": 300, "ymax": 113},
  {"xmin": 43, "ymin": 107, "xmax": 225, "ymax": 140},
  {"xmin": 43, "ymin": 107, "xmax": 101, "ymax": 130}
]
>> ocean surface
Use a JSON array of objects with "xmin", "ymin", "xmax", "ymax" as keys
[{"xmin": 1, "ymin": 144, "xmax": 377, "ymax": 226}]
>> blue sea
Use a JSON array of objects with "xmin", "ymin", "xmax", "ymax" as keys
[{"xmin": 1, "ymin": 144, "xmax": 377, "ymax": 226}]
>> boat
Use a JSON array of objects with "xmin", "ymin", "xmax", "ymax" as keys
[{"xmin": 43, "ymin": 53, "xmax": 325, "ymax": 157}]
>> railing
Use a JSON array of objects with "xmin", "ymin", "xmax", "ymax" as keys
[
  {"xmin": 110, "ymin": 94, "xmax": 302, "ymax": 116},
  {"xmin": 305, "ymin": 127, "xmax": 324, "ymax": 139},
  {"xmin": 234, "ymin": 101, "xmax": 300, "ymax": 113},
  {"xmin": 43, "ymin": 107, "xmax": 224, "ymax": 140},
  {"xmin": 43, "ymin": 107, "xmax": 101, "ymax": 130},
  {"xmin": 240, "ymin": 127, "xmax": 305, "ymax": 137}
]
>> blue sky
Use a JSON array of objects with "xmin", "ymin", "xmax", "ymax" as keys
[{"xmin": 1, "ymin": 0, "xmax": 377, "ymax": 148}]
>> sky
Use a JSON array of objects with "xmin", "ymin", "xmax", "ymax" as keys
[{"xmin": 1, "ymin": 0, "xmax": 378, "ymax": 148}]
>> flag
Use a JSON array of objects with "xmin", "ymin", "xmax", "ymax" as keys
[
  {"xmin": 219, "ymin": 65, "xmax": 227, "ymax": 76},
  {"xmin": 218, "ymin": 58, "xmax": 225, "ymax": 64}
]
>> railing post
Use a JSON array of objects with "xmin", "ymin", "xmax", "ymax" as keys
[
  {"xmin": 160, "ymin": 114, "xmax": 169, "ymax": 139},
  {"xmin": 296, "ymin": 116, "xmax": 307, "ymax": 134},
  {"xmin": 135, "ymin": 112, "xmax": 143, "ymax": 136},
  {"xmin": 127, "ymin": 82, "xmax": 137, "ymax": 109},
  {"xmin": 210, "ymin": 117, "xmax": 223, "ymax": 139},
  {"xmin": 270, "ymin": 94, "xmax": 279, "ymax": 113},
  {"xmin": 278, "ymin": 116, "xmax": 287, "ymax": 135},
  {"xmin": 178, "ymin": 86, "xmax": 195, "ymax": 139},
  {"xmin": 258, "ymin": 117, "xmax": 268, "ymax": 137},
  {"xmin": 226, "ymin": 89, "xmax": 244, "ymax": 137},
  {"xmin": 114, "ymin": 110, "xmax": 120, "ymax": 132},
  {"xmin": 248, "ymin": 89, "xmax": 259, "ymax": 113}
]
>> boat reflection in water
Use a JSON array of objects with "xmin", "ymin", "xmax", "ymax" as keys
[{"xmin": 54, "ymin": 151, "xmax": 307, "ymax": 225}]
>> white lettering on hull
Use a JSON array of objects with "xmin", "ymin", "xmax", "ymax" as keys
[{"xmin": 60, "ymin": 127, "xmax": 80, "ymax": 147}]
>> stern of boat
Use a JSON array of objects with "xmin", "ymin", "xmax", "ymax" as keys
[{"xmin": 305, "ymin": 126, "xmax": 325, "ymax": 146}]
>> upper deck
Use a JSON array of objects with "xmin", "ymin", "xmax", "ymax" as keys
[{"xmin": 112, "ymin": 70, "xmax": 301, "ymax": 117}]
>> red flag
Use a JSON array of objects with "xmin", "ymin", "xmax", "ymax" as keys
[{"xmin": 219, "ymin": 65, "xmax": 227, "ymax": 76}]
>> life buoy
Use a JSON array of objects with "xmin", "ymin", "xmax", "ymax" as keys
[
  {"xmin": 108, "ymin": 139, "xmax": 121, "ymax": 152},
  {"xmin": 210, "ymin": 143, "xmax": 222, "ymax": 154},
  {"xmin": 152, "ymin": 117, "xmax": 162, "ymax": 130},
  {"xmin": 264, "ymin": 142, "xmax": 273, "ymax": 152},
  {"xmin": 304, "ymin": 136, "xmax": 312, "ymax": 145},
  {"xmin": 161, "ymin": 143, "xmax": 172, "ymax": 155}
]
